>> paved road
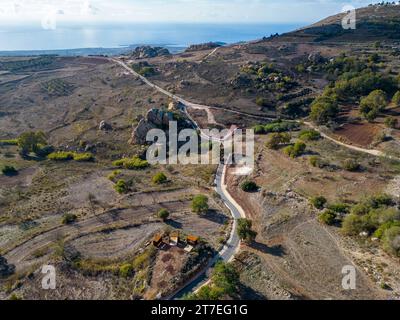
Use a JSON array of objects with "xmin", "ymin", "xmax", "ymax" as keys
[
  {"xmin": 170, "ymin": 158, "xmax": 246, "ymax": 299},
  {"xmin": 111, "ymin": 58, "xmax": 248, "ymax": 298}
]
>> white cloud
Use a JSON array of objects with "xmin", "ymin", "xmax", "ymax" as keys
[{"xmin": 0, "ymin": 0, "xmax": 377, "ymax": 24}]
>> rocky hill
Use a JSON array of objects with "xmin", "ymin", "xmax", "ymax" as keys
[{"xmin": 286, "ymin": 3, "xmax": 400, "ymax": 42}]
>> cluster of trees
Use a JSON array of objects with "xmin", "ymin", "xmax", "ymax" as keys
[
  {"xmin": 311, "ymin": 68, "xmax": 398, "ymax": 124},
  {"xmin": 253, "ymin": 120, "xmax": 299, "ymax": 135},
  {"xmin": 313, "ymin": 193, "xmax": 400, "ymax": 257},
  {"xmin": 47, "ymin": 151, "xmax": 94, "ymax": 162},
  {"xmin": 185, "ymin": 261, "xmax": 240, "ymax": 300},
  {"xmin": 283, "ymin": 141, "xmax": 306, "ymax": 158},
  {"xmin": 113, "ymin": 156, "xmax": 149, "ymax": 170}
]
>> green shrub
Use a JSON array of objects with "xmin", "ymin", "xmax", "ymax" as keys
[
  {"xmin": 191, "ymin": 195, "xmax": 209, "ymax": 215},
  {"xmin": 309, "ymin": 156, "xmax": 324, "ymax": 168},
  {"xmin": 62, "ymin": 213, "xmax": 77, "ymax": 225},
  {"xmin": 157, "ymin": 209, "xmax": 170, "ymax": 221},
  {"xmin": 384, "ymin": 117, "xmax": 398, "ymax": 129},
  {"xmin": 342, "ymin": 159, "xmax": 360, "ymax": 172},
  {"xmin": 392, "ymin": 91, "xmax": 400, "ymax": 107},
  {"xmin": 253, "ymin": 125, "xmax": 265, "ymax": 134},
  {"xmin": 284, "ymin": 141, "xmax": 306, "ymax": 158},
  {"xmin": 0, "ymin": 139, "xmax": 18, "ymax": 146},
  {"xmin": 382, "ymin": 226, "xmax": 400, "ymax": 257},
  {"xmin": 319, "ymin": 210, "xmax": 337, "ymax": 225},
  {"xmin": 36, "ymin": 145, "xmax": 55, "ymax": 157},
  {"xmin": 328, "ymin": 203, "xmax": 350, "ymax": 214},
  {"xmin": 113, "ymin": 157, "xmax": 149, "ymax": 170},
  {"xmin": 373, "ymin": 221, "xmax": 400, "ymax": 239},
  {"xmin": 73, "ymin": 153, "xmax": 94, "ymax": 162},
  {"xmin": 310, "ymin": 196, "xmax": 327, "ymax": 210},
  {"xmin": 152, "ymin": 172, "xmax": 167, "ymax": 184},
  {"xmin": 237, "ymin": 218, "xmax": 257, "ymax": 243},
  {"xmin": 256, "ymin": 97, "xmax": 269, "ymax": 107},
  {"xmin": 360, "ymin": 90, "xmax": 387, "ymax": 121},
  {"xmin": 119, "ymin": 263, "xmax": 134, "ymax": 278},
  {"xmin": 365, "ymin": 194, "xmax": 394, "ymax": 208},
  {"xmin": 114, "ymin": 179, "xmax": 128, "ymax": 194},
  {"xmin": 266, "ymin": 132, "xmax": 291, "ymax": 150},
  {"xmin": 240, "ymin": 181, "xmax": 258, "ymax": 192},
  {"xmin": 17, "ymin": 131, "xmax": 47, "ymax": 156},
  {"xmin": 47, "ymin": 151, "xmax": 74, "ymax": 161},
  {"xmin": 299, "ymin": 130, "xmax": 321, "ymax": 141},
  {"xmin": 107, "ymin": 170, "xmax": 121, "ymax": 182},
  {"xmin": 2, "ymin": 165, "xmax": 18, "ymax": 176}
]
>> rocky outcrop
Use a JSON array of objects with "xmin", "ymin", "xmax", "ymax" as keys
[
  {"xmin": 185, "ymin": 42, "xmax": 222, "ymax": 52},
  {"xmin": 99, "ymin": 120, "xmax": 112, "ymax": 131},
  {"xmin": 0, "ymin": 255, "xmax": 15, "ymax": 278},
  {"xmin": 131, "ymin": 109, "xmax": 175, "ymax": 145},
  {"xmin": 308, "ymin": 52, "xmax": 326, "ymax": 64},
  {"xmin": 131, "ymin": 46, "xmax": 170, "ymax": 59}
]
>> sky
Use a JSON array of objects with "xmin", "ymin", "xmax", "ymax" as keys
[{"xmin": 0, "ymin": 0, "xmax": 377, "ymax": 25}]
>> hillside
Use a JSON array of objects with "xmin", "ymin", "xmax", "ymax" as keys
[{"xmin": 287, "ymin": 3, "xmax": 400, "ymax": 42}]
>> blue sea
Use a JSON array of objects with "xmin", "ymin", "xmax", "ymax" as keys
[{"xmin": 0, "ymin": 22, "xmax": 303, "ymax": 56}]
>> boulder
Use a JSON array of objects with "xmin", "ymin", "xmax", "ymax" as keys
[
  {"xmin": 131, "ymin": 109, "xmax": 175, "ymax": 145},
  {"xmin": 131, "ymin": 46, "xmax": 170, "ymax": 59},
  {"xmin": 0, "ymin": 255, "xmax": 15, "ymax": 278},
  {"xmin": 308, "ymin": 52, "xmax": 326, "ymax": 64},
  {"xmin": 99, "ymin": 120, "xmax": 112, "ymax": 131}
]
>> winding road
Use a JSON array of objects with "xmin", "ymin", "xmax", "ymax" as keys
[
  {"xmin": 112, "ymin": 57, "xmax": 249, "ymax": 298},
  {"xmin": 110, "ymin": 57, "xmax": 398, "ymax": 298}
]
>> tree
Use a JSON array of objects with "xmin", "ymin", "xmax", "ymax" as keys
[
  {"xmin": 385, "ymin": 117, "xmax": 398, "ymax": 129},
  {"xmin": 283, "ymin": 141, "xmax": 306, "ymax": 158},
  {"xmin": 1, "ymin": 165, "xmax": 18, "ymax": 176},
  {"xmin": 360, "ymin": 90, "xmax": 387, "ymax": 121},
  {"xmin": 310, "ymin": 196, "xmax": 327, "ymax": 210},
  {"xmin": 392, "ymin": 91, "xmax": 400, "ymax": 107},
  {"xmin": 157, "ymin": 209, "xmax": 170, "ymax": 221},
  {"xmin": 266, "ymin": 132, "xmax": 291, "ymax": 150},
  {"xmin": 152, "ymin": 172, "xmax": 167, "ymax": 184},
  {"xmin": 382, "ymin": 226, "xmax": 400, "ymax": 257},
  {"xmin": 191, "ymin": 195, "xmax": 209, "ymax": 214},
  {"xmin": 240, "ymin": 181, "xmax": 258, "ymax": 192},
  {"xmin": 212, "ymin": 261, "xmax": 240, "ymax": 296},
  {"xmin": 62, "ymin": 213, "xmax": 77, "ymax": 225},
  {"xmin": 237, "ymin": 218, "xmax": 257, "ymax": 243},
  {"xmin": 310, "ymin": 96, "xmax": 339, "ymax": 124},
  {"xmin": 17, "ymin": 131, "xmax": 47, "ymax": 157}
]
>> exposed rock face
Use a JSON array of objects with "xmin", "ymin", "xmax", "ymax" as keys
[
  {"xmin": 131, "ymin": 109, "xmax": 175, "ymax": 145},
  {"xmin": 99, "ymin": 120, "xmax": 112, "ymax": 131},
  {"xmin": 308, "ymin": 52, "xmax": 326, "ymax": 64},
  {"xmin": 0, "ymin": 255, "xmax": 15, "ymax": 278},
  {"xmin": 131, "ymin": 46, "xmax": 170, "ymax": 59}
]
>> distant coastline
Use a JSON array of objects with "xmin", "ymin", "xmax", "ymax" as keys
[{"xmin": 0, "ymin": 22, "xmax": 303, "ymax": 56}]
